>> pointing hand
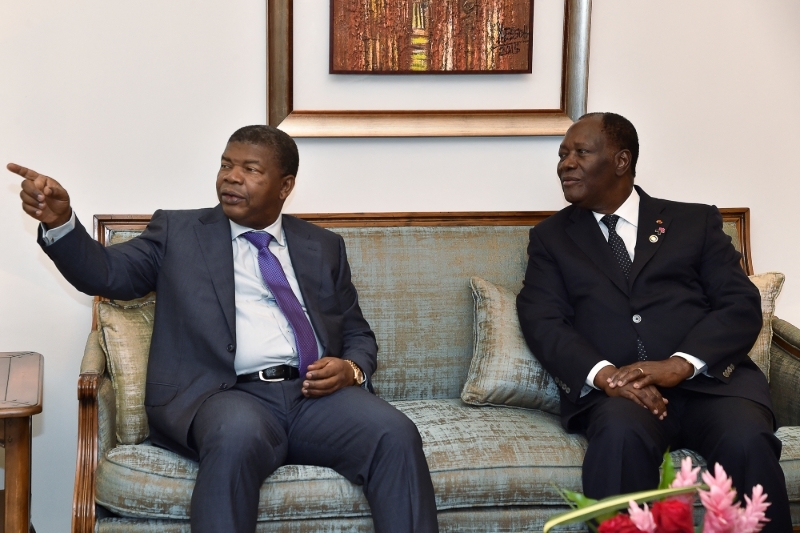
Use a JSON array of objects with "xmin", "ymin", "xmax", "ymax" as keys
[{"xmin": 8, "ymin": 163, "xmax": 72, "ymax": 228}]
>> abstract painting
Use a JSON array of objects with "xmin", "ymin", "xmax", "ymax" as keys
[{"xmin": 330, "ymin": 0, "xmax": 534, "ymax": 74}]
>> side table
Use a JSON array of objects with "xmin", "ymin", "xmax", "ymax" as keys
[{"xmin": 0, "ymin": 352, "xmax": 43, "ymax": 533}]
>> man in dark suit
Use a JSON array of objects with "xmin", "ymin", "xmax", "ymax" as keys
[
  {"xmin": 9, "ymin": 125, "xmax": 439, "ymax": 533},
  {"xmin": 516, "ymin": 113, "xmax": 791, "ymax": 530}
]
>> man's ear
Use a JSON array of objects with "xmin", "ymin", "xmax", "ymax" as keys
[
  {"xmin": 279, "ymin": 175, "xmax": 296, "ymax": 200},
  {"xmin": 614, "ymin": 149, "xmax": 632, "ymax": 177}
]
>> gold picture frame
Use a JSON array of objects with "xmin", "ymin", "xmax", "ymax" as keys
[{"xmin": 267, "ymin": 0, "xmax": 592, "ymax": 137}]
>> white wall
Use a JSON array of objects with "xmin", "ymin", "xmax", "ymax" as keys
[{"xmin": 1, "ymin": 1, "xmax": 798, "ymax": 530}]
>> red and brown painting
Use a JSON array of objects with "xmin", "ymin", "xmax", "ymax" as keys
[{"xmin": 330, "ymin": 0, "xmax": 534, "ymax": 74}]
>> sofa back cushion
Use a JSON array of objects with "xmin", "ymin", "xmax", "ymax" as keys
[{"xmin": 333, "ymin": 225, "xmax": 531, "ymax": 400}]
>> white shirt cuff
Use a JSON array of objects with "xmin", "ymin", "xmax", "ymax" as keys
[
  {"xmin": 581, "ymin": 360, "xmax": 614, "ymax": 397},
  {"xmin": 671, "ymin": 352, "xmax": 707, "ymax": 378},
  {"xmin": 40, "ymin": 210, "xmax": 76, "ymax": 246}
]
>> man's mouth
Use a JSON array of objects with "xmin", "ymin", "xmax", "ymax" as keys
[
  {"xmin": 560, "ymin": 177, "xmax": 580, "ymax": 186},
  {"xmin": 220, "ymin": 190, "xmax": 245, "ymax": 204}
]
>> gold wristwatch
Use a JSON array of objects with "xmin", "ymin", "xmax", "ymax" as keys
[{"xmin": 344, "ymin": 360, "xmax": 366, "ymax": 386}]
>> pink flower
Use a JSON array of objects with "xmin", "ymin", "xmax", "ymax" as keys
[
  {"xmin": 628, "ymin": 501, "xmax": 656, "ymax": 533},
  {"xmin": 670, "ymin": 456, "xmax": 700, "ymax": 504},
  {"xmin": 699, "ymin": 464, "xmax": 739, "ymax": 533},
  {"xmin": 735, "ymin": 484, "xmax": 771, "ymax": 533}
]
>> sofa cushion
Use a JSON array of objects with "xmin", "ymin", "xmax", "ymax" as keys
[
  {"xmin": 747, "ymin": 272, "xmax": 785, "ymax": 380},
  {"xmin": 95, "ymin": 399, "xmax": 800, "ymax": 522},
  {"xmin": 461, "ymin": 277, "xmax": 560, "ymax": 414},
  {"xmin": 97, "ymin": 299, "xmax": 155, "ymax": 445},
  {"xmin": 96, "ymin": 398, "xmax": 587, "ymax": 520}
]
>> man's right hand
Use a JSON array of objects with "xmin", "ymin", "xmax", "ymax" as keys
[
  {"xmin": 594, "ymin": 365, "xmax": 669, "ymax": 420},
  {"xmin": 8, "ymin": 163, "xmax": 72, "ymax": 228}
]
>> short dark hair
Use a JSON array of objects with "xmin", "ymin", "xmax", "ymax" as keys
[
  {"xmin": 228, "ymin": 125, "xmax": 299, "ymax": 177},
  {"xmin": 580, "ymin": 112, "xmax": 639, "ymax": 177}
]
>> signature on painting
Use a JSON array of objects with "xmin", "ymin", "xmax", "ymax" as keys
[{"xmin": 493, "ymin": 24, "xmax": 530, "ymax": 56}]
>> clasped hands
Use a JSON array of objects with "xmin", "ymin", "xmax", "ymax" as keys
[{"xmin": 593, "ymin": 357, "xmax": 694, "ymax": 420}]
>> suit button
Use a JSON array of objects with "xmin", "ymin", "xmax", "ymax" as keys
[
  {"xmin": 632, "ymin": 314, "xmax": 642, "ymax": 323},
  {"xmin": 219, "ymin": 383, "xmax": 228, "ymax": 390},
  {"xmin": 565, "ymin": 387, "xmax": 571, "ymax": 394},
  {"xmin": 227, "ymin": 344, "xmax": 235, "ymax": 353}
]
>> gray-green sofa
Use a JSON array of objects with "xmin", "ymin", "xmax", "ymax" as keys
[{"xmin": 72, "ymin": 211, "xmax": 800, "ymax": 532}]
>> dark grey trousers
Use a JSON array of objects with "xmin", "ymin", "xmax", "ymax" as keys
[
  {"xmin": 187, "ymin": 379, "xmax": 439, "ymax": 533},
  {"xmin": 579, "ymin": 388, "xmax": 791, "ymax": 532}
]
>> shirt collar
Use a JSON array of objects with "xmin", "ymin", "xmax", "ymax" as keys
[
  {"xmin": 229, "ymin": 213, "xmax": 286, "ymax": 247},
  {"xmin": 592, "ymin": 188, "xmax": 640, "ymax": 228}
]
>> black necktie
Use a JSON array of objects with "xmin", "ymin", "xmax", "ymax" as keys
[{"xmin": 601, "ymin": 215, "xmax": 647, "ymax": 361}]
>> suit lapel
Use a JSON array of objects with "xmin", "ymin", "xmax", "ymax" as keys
[
  {"xmin": 195, "ymin": 205, "xmax": 236, "ymax": 340},
  {"xmin": 283, "ymin": 215, "xmax": 327, "ymax": 351},
  {"xmin": 565, "ymin": 206, "xmax": 630, "ymax": 296},
  {"xmin": 629, "ymin": 188, "xmax": 670, "ymax": 286}
]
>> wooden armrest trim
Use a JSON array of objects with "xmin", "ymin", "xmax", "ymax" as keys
[
  {"xmin": 72, "ymin": 371, "xmax": 100, "ymax": 533},
  {"xmin": 773, "ymin": 334, "xmax": 800, "ymax": 362}
]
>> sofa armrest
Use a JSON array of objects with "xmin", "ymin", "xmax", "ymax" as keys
[
  {"xmin": 73, "ymin": 330, "xmax": 116, "ymax": 533},
  {"xmin": 768, "ymin": 317, "xmax": 800, "ymax": 428},
  {"xmin": 80, "ymin": 329, "xmax": 106, "ymax": 374}
]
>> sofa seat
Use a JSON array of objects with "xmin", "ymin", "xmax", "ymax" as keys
[
  {"xmin": 96, "ymin": 398, "xmax": 800, "ymax": 525},
  {"xmin": 96, "ymin": 399, "xmax": 584, "ymax": 520}
]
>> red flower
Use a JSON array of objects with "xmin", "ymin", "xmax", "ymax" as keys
[
  {"xmin": 652, "ymin": 499, "xmax": 694, "ymax": 533},
  {"xmin": 598, "ymin": 513, "xmax": 643, "ymax": 533}
]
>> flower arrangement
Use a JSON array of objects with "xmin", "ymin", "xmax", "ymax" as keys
[{"xmin": 544, "ymin": 453, "xmax": 770, "ymax": 533}]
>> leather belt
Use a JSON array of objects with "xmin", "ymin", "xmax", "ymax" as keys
[{"xmin": 237, "ymin": 365, "xmax": 300, "ymax": 383}]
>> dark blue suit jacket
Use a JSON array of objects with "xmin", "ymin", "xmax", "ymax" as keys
[
  {"xmin": 516, "ymin": 187, "xmax": 770, "ymax": 430},
  {"xmin": 41, "ymin": 206, "xmax": 377, "ymax": 457}
]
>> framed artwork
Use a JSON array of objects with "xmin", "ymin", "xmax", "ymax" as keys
[
  {"xmin": 268, "ymin": 0, "xmax": 591, "ymax": 137},
  {"xmin": 329, "ymin": 0, "xmax": 534, "ymax": 74}
]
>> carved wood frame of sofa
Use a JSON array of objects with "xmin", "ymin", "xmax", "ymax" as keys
[{"xmin": 71, "ymin": 210, "xmax": 800, "ymax": 532}]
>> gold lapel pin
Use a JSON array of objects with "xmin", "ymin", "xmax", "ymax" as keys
[{"xmin": 649, "ymin": 235, "xmax": 659, "ymax": 243}]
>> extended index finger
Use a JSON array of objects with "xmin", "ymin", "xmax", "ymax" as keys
[{"xmin": 6, "ymin": 163, "xmax": 42, "ymax": 180}]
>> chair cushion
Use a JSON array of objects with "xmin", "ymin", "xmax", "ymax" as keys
[
  {"xmin": 461, "ymin": 277, "xmax": 560, "ymax": 414},
  {"xmin": 747, "ymin": 272, "xmax": 785, "ymax": 380},
  {"xmin": 97, "ymin": 299, "xmax": 155, "ymax": 444}
]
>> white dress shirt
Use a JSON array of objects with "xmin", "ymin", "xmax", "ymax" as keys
[
  {"xmin": 229, "ymin": 215, "xmax": 323, "ymax": 375},
  {"xmin": 581, "ymin": 189, "xmax": 707, "ymax": 396}
]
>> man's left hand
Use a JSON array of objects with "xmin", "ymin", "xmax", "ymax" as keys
[
  {"xmin": 302, "ymin": 357, "xmax": 356, "ymax": 398},
  {"xmin": 607, "ymin": 358, "xmax": 694, "ymax": 390}
]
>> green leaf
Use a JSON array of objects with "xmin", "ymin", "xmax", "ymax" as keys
[
  {"xmin": 659, "ymin": 450, "xmax": 676, "ymax": 489},
  {"xmin": 562, "ymin": 489, "xmax": 598, "ymax": 509},
  {"xmin": 542, "ymin": 485, "xmax": 701, "ymax": 533}
]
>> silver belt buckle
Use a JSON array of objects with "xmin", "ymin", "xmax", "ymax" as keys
[{"xmin": 258, "ymin": 370, "xmax": 284, "ymax": 382}]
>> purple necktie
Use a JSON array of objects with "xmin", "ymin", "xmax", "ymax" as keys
[{"xmin": 241, "ymin": 231, "xmax": 318, "ymax": 375}]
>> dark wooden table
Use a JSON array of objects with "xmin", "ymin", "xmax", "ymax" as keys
[{"xmin": 0, "ymin": 352, "xmax": 43, "ymax": 533}]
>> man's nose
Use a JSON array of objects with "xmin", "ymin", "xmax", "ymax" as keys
[
  {"xmin": 559, "ymin": 153, "xmax": 577, "ymax": 170},
  {"xmin": 224, "ymin": 167, "xmax": 243, "ymax": 182}
]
